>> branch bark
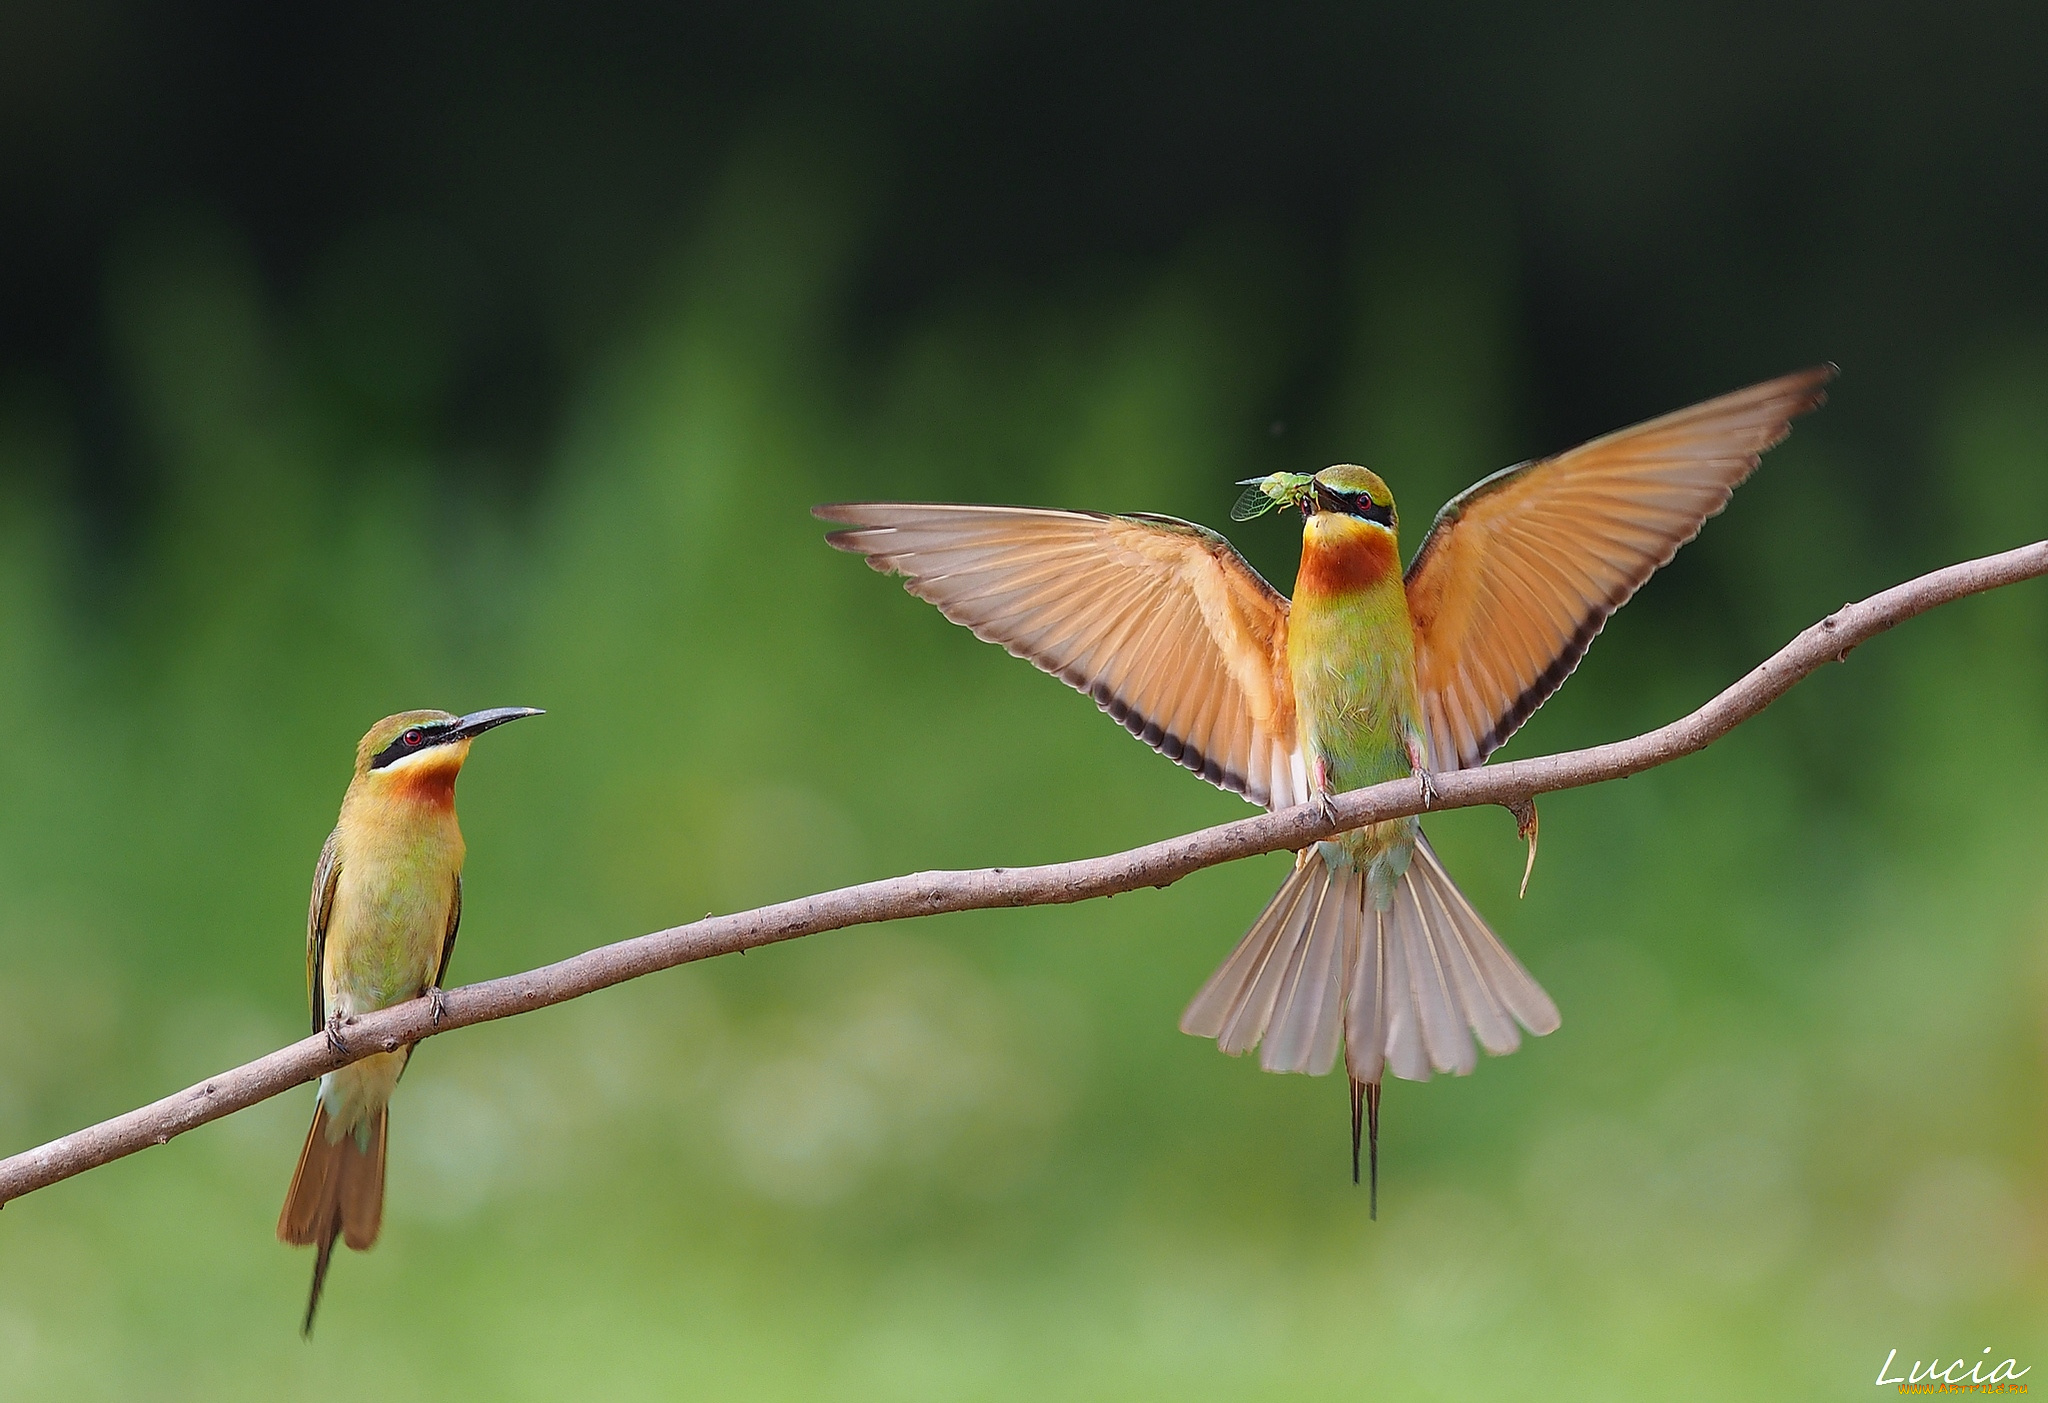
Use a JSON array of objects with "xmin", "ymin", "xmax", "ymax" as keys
[{"xmin": 3, "ymin": 539, "xmax": 2043, "ymax": 1206}]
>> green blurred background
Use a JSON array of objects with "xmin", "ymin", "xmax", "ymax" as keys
[{"xmin": 1, "ymin": 3, "xmax": 2044, "ymax": 1398}]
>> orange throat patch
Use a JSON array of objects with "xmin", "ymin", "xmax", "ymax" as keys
[
  {"xmin": 1295, "ymin": 515, "xmax": 1399, "ymax": 597},
  {"xmin": 377, "ymin": 747, "xmax": 466, "ymax": 807}
]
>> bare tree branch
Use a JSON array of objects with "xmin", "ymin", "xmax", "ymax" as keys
[{"xmin": 2, "ymin": 539, "xmax": 2043, "ymax": 1207}]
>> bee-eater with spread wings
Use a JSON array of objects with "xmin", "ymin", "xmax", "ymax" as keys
[
  {"xmin": 818, "ymin": 366, "xmax": 1833, "ymax": 1201},
  {"xmin": 278, "ymin": 705, "xmax": 542, "ymax": 1335}
]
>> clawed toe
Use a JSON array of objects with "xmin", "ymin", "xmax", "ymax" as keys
[
  {"xmin": 1415, "ymin": 769, "xmax": 1439, "ymax": 809},
  {"xmin": 324, "ymin": 1011, "xmax": 348, "ymax": 1057}
]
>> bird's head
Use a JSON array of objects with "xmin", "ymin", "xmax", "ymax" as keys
[
  {"xmin": 352, "ymin": 707, "xmax": 545, "ymax": 792},
  {"xmin": 1233, "ymin": 464, "xmax": 1397, "ymax": 533}
]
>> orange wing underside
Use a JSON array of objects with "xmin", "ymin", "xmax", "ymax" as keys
[
  {"xmin": 819, "ymin": 367, "xmax": 1831, "ymax": 807},
  {"xmin": 1404, "ymin": 365, "xmax": 1834, "ymax": 770},
  {"xmin": 818, "ymin": 504, "xmax": 1310, "ymax": 810}
]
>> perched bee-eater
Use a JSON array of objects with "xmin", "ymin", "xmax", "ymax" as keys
[
  {"xmin": 278, "ymin": 705, "xmax": 543, "ymax": 1335},
  {"xmin": 818, "ymin": 366, "xmax": 1832, "ymax": 1203}
]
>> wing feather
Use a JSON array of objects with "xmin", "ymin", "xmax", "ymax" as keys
[
  {"xmin": 306, "ymin": 829, "xmax": 341, "ymax": 1035},
  {"xmin": 1405, "ymin": 366, "xmax": 1834, "ymax": 769},
  {"xmin": 434, "ymin": 874, "xmax": 463, "ymax": 992},
  {"xmin": 819, "ymin": 503, "xmax": 1300, "ymax": 806}
]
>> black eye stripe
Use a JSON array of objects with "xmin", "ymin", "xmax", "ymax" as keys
[
  {"xmin": 1314, "ymin": 483, "xmax": 1394, "ymax": 526},
  {"xmin": 370, "ymin": 722, "xmax": 456, "ymax": 770}
]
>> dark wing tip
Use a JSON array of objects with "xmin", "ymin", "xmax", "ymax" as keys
[
  {"xmin": 1745, "ymin": 364, "xmax": 1837, "ymax": 458},
  {"xmin": 1799, "ymin": 359, "xmax": 1839, "ymax": 391},
  {"xmin": 1779, "ymin": 362, "xmax": 1839, "ymax": 415}
]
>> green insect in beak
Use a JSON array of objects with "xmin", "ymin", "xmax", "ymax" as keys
[{"xmin": 1231, "ymin": 472, "xmax": 1316, "ymax": 521}]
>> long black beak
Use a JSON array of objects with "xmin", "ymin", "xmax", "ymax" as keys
[{"xmin": 451, "ymin": 706, "xmax": 545, "ymax": 739}]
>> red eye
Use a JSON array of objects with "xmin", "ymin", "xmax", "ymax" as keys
[{"xmin": 403, "ymin": 728, "xmax": 423, "ymax": 747}]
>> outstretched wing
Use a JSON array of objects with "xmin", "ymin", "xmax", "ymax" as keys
[
  {"xmin": 818, "ymin": 502, "xmax": 1308, "ymax": 809},
  {"xmin": 1404, "ymin": 365, "xmax": 1835, "ymax": 770},
  {"xmin": 307, "ymin": 829, "xmax": 341, "ymax": 1034}
]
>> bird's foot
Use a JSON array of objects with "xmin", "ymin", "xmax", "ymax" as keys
[
  {"xmin": 324, "ymin": 1010, "xmax": 349, "ymax": 1057},
  {"xmin": 1414, "ymin": 767, "xmax": 1439, "ymax": 810},
  {"xmin": 1308, "ymin": 753, "xmax": 1343, "ymax": 828},
  {"xmin": 428, "ymin": 986, "xmax": 449, "ymax": 1027},
  {"xmin": 1403, "ymin": 735, "xmax": 1438, "ymax": 810}
]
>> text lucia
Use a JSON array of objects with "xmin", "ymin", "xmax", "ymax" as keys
[{"xmin": 1878, "ymin": 1348, "xmax": 2030, "ymax": 1390}]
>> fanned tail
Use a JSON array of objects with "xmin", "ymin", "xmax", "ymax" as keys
[
  {"xmin": 1181, "ymin": 834, "xmax": 1558, "ymax": 1079},
  {"xmin": 1180, "ymin": 852, "xmax": 1361, "ymax": 1075},
  {"xmin": 277, "ymin": 1099, "xmax": 388, "ymax": 1337},
  {"xmin": 1354, "ymin": 834, "xmax": 1561, "ymax": 1083},
  {"xmin": 1180, "ymin": 833, "xmax": 1560, "ymax": 1190}
]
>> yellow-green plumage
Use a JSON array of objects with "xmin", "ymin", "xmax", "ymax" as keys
[
  {"xmin": 1287, "ymin": 482, "xmax": 1424, "ymax": 895},
  {"xmin": 279, "ymin": 705, "xmax": 540, "ymax": 1335},
  {"xmin": 317, "ymin": 779, "xmax": 464, "ymax": 1124},
  {"xmin": 1186, "ymin": 468, "xmax": 1554, "ymax": 1101}
]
